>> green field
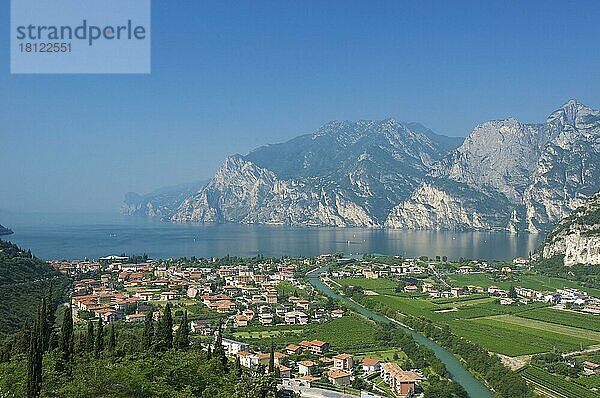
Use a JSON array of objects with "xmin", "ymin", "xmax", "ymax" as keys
[
  {"xmin": 337, "ymin": 277, "xmax": 398, "ymax": 292},
  {"xmin": 362, "ymin": 293, "xmax": 545, "ymax": 322},
  {"xmin": 449, "ymin": 318, "xmax": 597, "ymax": 356},
  {"xmin": 448, "ymin": 272, "xmax": 600, "ymax": 297},
  {"xmin": 230, "ymin": 313, "xmax": 383, "ymax": 353},
  {"xmin": 517, "ymin": 307, "xmax": 600, "ymax": 332},
  {"xmin": 488, "ymin": 314, "xmax": 600, "ymax": 342},
  {"xmin": 520, "ymin": 366, "xmax": 600, "ymax": 398}
]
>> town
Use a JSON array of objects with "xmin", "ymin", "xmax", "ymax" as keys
[{"xmin": 50, "ymin": 253, "xmax": 600, "ymax": 398}]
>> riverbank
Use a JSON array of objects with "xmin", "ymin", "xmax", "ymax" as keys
[{"xmin": 306, "ymin": 264, "xmax": 494, "ymax": 398}]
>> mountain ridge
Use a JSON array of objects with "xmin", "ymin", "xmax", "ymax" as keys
[{"xmin": 123, "ymin": 100, "xmax": 600, "ymax": 232}]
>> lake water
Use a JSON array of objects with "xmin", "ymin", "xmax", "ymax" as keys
[{"xmin": 0, "ymin": 212, "xmax": 543, "ymax": 261}]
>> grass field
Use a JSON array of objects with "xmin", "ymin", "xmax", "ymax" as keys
[
  {"xmin": 448, "ymin": 272, "xmax": 600, "ymax": 297},
  {"xmin": 517, "ymin": 307, "xmax": 600, "ymax": 332},
  {"xmin": 520, "ymin": 366, "xmax": 600, "ymax": 398},
  {"xmin": 230, "ymin": 313, "xmax": 383, "ymax": 353},
  {"xmin": 337, "ymin": 277, "xmax": 398, "ymax": 292},
  {"xmin": 486, "ymin": 314, "xmax": 600, "ymax": 342},
  {"xmin": 449, "ymin": 318, "xmax": 597, "ymax": 356}
]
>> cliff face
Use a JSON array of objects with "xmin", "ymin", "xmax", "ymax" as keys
[
  {"xmin": 130, "ymin": 99, "xmax": 600, "ymax": 232},
  {"xmin": 121, "ymin": 181, "xmax": 208, "ymax": 219},
  {"xmin": 171, "ymin": 119, "xmax": 461, "ymax": 227},
  {"xmin": 386, "ymin": 100, "xmax": 600, "ymax": 232},
  {"xmin": 541, "ymin": 191, "xmax": 600, "ymax": 266}
]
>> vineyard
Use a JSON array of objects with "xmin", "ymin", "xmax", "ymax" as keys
[
  {"xmin": 520, "ymin": 366, "xmax": 600, "ymax": 398},
  {"xmin": 448, "ymin": 318, "xmax": 596, "ymax": 356},
  {"xmin": 517, "ymin": 307, "xmax": 600, "ymax": 332}
]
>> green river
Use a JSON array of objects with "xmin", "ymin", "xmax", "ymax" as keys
[{"xmin": 307, "ymin": 265, "xmax": 493, "ymax": 398}]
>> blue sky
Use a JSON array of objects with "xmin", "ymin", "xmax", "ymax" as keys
[{"xmin": 1, "ymin": 0, "xmax": 599, "ymax": 212}]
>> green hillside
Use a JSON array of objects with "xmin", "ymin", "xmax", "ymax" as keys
[{"xmin": 0, "ymin": 239, "xmax": 69, "ymax": 336}]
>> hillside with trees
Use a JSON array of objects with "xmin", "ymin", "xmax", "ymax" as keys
[{"xmin": 0, "ymin": 240, "xmax": 69, "ymax": 336}]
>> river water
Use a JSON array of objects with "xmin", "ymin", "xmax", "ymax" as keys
[{"xmin": 307, "ymin": 265, "xmax": 493, "ymax": 398}]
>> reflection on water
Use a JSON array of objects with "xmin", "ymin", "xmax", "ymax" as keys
[{"xmin": 0, "ymin": 212, "xmax": 543, "ymax": 261}]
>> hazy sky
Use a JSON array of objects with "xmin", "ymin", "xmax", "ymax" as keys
[{"xmin": 1, "ymin": 1, "xmax": 599, "ymax": 213}]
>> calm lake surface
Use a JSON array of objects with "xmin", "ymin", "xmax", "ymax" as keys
[{"xmin": 0, "ymin": 212, "xmax": 543, "ymax": 261}]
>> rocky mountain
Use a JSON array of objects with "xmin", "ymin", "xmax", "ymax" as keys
[
  {"xmin": 171, "ymin": 119, "xmax": 462, "ymax": 226},
  {"xmin": 128, "ymin": 99, "xmax": 599, "ymax": 232},
  {"xmin": 540, "ymin": 191, "xmax": 600, "ymax": 266},
  {"xmin": 386, "ymin": 100, "xmax": 600, "ymax": 232},
  {"xmin": 0, "ymin": 224, "xmax": 13, "ymax": 236},
  {"xmin": 121, "ymin": 181, "xmax": 208, "ymax": 219}
]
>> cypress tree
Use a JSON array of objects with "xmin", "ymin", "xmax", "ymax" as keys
[
  {"xmin": 39, "ymin": 297, "xmax": 49, "ymax": 353},
  {"xmin": 45, "ymin": 285, "xmax": 55, "ymax": 350},
  {"xmin": 26, "ymin": 309, "xmax": 43, "ymax": 398},
  {"xmin": 86, "ymin": 321, "xmax": 95, "ymax": 352},
  {"xmin": 174, "ymin": 311, "xmax": 190, "ymax": 350},
  {"xmin": 108, "ymin": 324, "xmax": 116, "ymax": 353},
  {"xmin": 141, "ymin": 312, "xmax": 154, "ymax": 351},
  {"xmin": 213, "ymin": 318, "xmax": 227, "ymax": 369},
  {"xmin": 59, "ymin": 305, "xmax": 74, "ymax": 365},
  {"xmin": 234, "ymin": 356, "xmax": 242, "ymax": 376},
  {"xmin": 268, "ymin": 342, "xmax": 275, "ymax": 373},
  {"xmin": 164, "ymin": 304, "xmax": 173, "ymax": 349},
  {"xmin": 94, "ymin": 318, "xmax": 104, "ymax": 358}
]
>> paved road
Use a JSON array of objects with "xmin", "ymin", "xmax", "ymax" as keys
[{"xmin": 283, "ymin": 385, "xmax": 356, "ymax": 398}]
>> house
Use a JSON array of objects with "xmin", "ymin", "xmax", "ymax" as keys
[
  {"xmin": 380, "ymin": 362, "xmax": 420, "ymax": 397},
  {"xmin": 277, "ymin": 365, "xmax": 292, "ymax": 378},
  {"xmin": 362, "ymin": 358, "xmax": 381, "ymax": 373},
  {"xmin": 327, "ymin": 369, "xmax": 351, "ymax": 386},
  {"xmin": 458, "ymin": 266, "xmax": 473, "ymax": 274},
  {"xmin": 513, "ymin": 257, "xmax": 529, "ymax": 266},
  {"xmin": 285, "ymin": 311, "xmax": 309, "ymax": 325},
  {"xmin": 221, "ymin": 338, "xmax": 249, "ymax": 356},
  {"xmin": 259, "ymin": 312, "xmax": 274, "ymax": 325},
  {"xmin": 160, "ymin": 291, "xmax": 178, "ymax": 301},
  {"xmin": 237, "ymin": 352, "xmax": 270, "ymax": 369},
  {"xmin": 298, "ymin": 360, "xmax": 318, "ymax": 376},
  {"xmin": 299, "ymin": 340, "xmax": 329, "ymax": 355},
  {"xmin": 583, "ymin": 361, "xmax": 600, "ymax": 375},
  {"xmin": 296, "ymin": 300, "xmax": 310, "ymax": 311},
  {"xmin": 286, "ymin": 344, "xmax": 303, "ymax": 355},
  {"xmin": 404, "ymin": 285, "xmax": 418, "ymax": 293},
  {"xmin": 500, "ymin": 298, "xmax": 515, "ymax": 305},
  {"xmin": 333, "ymin": 354, "xmax": 354, "ymax": 371},
  {"xmin": 487, "ymin": 286, "xmax": 500, "ymax": 295},
  {"xmin": 235, "ymin": 314, "xmax": 249, "ymax": 327},
  {"xmin": 274, "ymin": 352, "xmax": 289, "ymax": 366},
  {"xmin": 331, "ymin": 309, "xmax": 345, "ymax": 318},
  {"xmin": 125, "ymin": 313, "xmax": 147, "ymax": 323},
  {"xmin": 450, "ymin": 287, "xmax": 463, "ymax": 297}
]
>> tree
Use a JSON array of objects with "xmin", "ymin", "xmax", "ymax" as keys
[
  {"xmin": 213, "ymin": 318, "xmax": 228, "ymax": 369},
  {"xmin": 163, "ymin": 303, "xmax": 173, "ymax": 349},
  {"xmin": 268, "ymin": 342, "xmax": 275, "ymax": 373},
  {"xmin": 86, "ymin": 321, "xmax": 95, "ymax": 352},
  {"xmin": 108, "ymin": 323, "xmax": 116, "ymax": 352},
  {"xmin": 59, "ymin": 305, "xmax": 74, "ymax": 365},
  {"xmin": 508, "ymin": 286, "xmax": 518, "ymax": 299},
  {"xmin": 141, "ymin": 312, "xmax": 154, "ymax": 351},
  {"xmin": 94, "ymin": 318, "xmax": 104, "ymax": 358},
  {"xmin": 174, "ymin": 311, "xmax": 190, "ymax": 350},
  {"xmin": 26, "ymin": 308, "xmax": 43, "ymax": 398}
]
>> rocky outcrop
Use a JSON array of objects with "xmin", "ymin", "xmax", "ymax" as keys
[
  {"xmin": 121, "ymin": 181, "xmax": 207, "ymax": 219},
  {"xmin": 0, "ymin": 224, "xmax": 13, "ymax": 236},
  {"xmin": 541, "ymin": 191, "xmax": 600, "ymax": 266},
  {"xmin": 130, "ymin": 99, "xmax": 599, "ymax": 232},
  {"xmin": 386, "ymin": 100, "xmax": 600, "ymax": 232},
  {"xmin": 171, "ymin": 119, "xmax": 461, "ymax": 226}
]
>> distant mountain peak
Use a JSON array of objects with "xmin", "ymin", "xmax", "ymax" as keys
[{"xmin": 547, "ymin": 99, "xmax": 598, "ymax": 128}]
